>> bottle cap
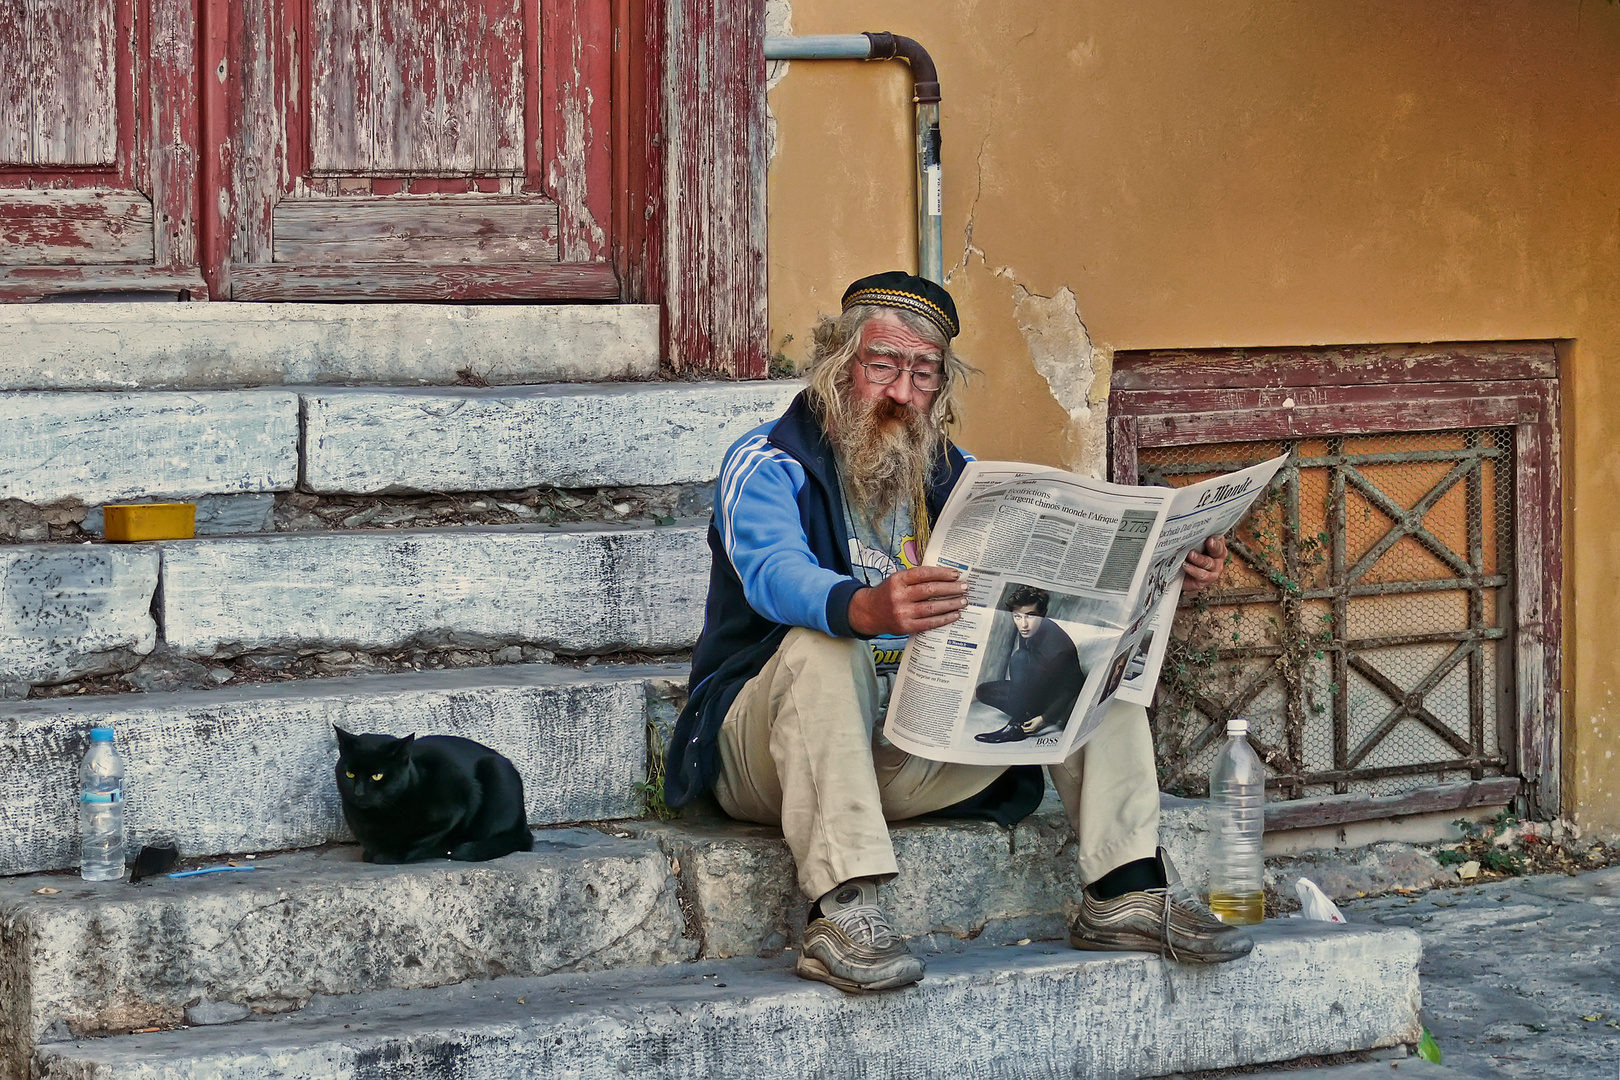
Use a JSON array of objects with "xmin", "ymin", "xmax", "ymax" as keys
[
  {"xmin": 1226, "ymin": 717, "xmax": 1249, "ymax": 736},
  {"xmin": 90, "ymin": 727, "xmax": 115, "ymax": 742}
]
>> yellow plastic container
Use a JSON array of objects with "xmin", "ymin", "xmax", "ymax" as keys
[{"xmin": 102, "ymin": 503, "xmax": 196, "ymax": 542}]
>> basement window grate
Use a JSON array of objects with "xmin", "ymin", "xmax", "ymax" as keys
[
  {"xmin": 1140, "ymin": 428, "xmax": 1515, "ymax": 800},
  {"xmin": 1107, "ymin": 342, "xmax": 1562, "ymax": 818}
]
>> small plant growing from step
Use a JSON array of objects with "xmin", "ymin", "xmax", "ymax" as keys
[
  {"xmin": 767, "ymin": 334, "xmax": 796, "ymax": 378},
  {"xmin": 637, "ymin": 706, "xmax": 681, "ymax": 821}
]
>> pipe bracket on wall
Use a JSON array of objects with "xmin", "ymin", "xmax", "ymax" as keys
[{"xmin": 764, "ymin": 33, "xmax": 945, "ymax": 285}]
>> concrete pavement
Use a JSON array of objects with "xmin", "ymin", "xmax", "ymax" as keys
[{"xmin": 1343, "ymin": 866, "xmax": 1619, "ymax": 1079}]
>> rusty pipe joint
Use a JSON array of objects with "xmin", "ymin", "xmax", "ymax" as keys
[{"xmin": 862, "ymin": 32, "xmax": 940, "ymax": 104}]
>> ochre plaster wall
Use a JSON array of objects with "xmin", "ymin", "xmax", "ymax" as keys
[{"xmin": 766, "ymin": 1, "xmax": 1620, "ymax": 833}]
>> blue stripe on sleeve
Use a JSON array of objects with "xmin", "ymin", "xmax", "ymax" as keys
[{"xmin": 715, "ymin": 426, "xmax": 850, "ymax": 634}]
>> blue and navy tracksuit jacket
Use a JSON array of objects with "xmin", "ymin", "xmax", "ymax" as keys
[{"xmin": 664, "ymin": 391, "xmax": 1044, "ymax": 825}]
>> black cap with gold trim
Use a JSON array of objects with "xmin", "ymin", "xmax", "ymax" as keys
[{"xmin": 841, "ymin": 270, "xmax": 960, "ymax": 341}]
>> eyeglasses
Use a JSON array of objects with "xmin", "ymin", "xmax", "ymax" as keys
[{"xmin": 856, "ymin": 358, "xmax": 944, "ymax": 392}]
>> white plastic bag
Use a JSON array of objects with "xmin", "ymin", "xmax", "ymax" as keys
[{"xmin": 1294, "ymin": 877, "xmax": 1347, "ymax": 923}]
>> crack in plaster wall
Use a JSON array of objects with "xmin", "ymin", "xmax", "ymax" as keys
[
  {"xmin": 1013, "ymin": 286, "xmax": 1109, "ymax": 479},
  {"xmin": 945, "ymin": 131, "xmax": 992, "ymax": 283},
  {"xmin": 944, "ymin": 137, "xmax": 1110, "ymax": 478}
]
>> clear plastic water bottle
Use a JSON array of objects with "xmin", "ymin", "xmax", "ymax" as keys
[
  {"xmin": 1207, "ymin": 716, "xmax": 1264, "ymax": 924},
  {"xmin": 79, "ymin": 726, "xmax": 126, "ymax": 881}
]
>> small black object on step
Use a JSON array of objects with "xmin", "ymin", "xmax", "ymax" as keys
[{"xmin": 129, "ymin": 843, "xmax": 179, "ymax": 883}]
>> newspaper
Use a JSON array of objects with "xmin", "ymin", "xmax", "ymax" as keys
[{"xmin": 883, "ymin": 454, "xmax": 1288, "ymax": 766}]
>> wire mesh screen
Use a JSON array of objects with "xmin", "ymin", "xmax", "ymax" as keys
[{"xmin": 1142, "ymin": 428, "xmax": 1515, "ymax": 800}]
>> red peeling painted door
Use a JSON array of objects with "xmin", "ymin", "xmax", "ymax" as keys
[
  {"xmin": 1, "ymin": 0, "xmax": 619, "ymax": 301},
  {"xmin": 208, "ymin": 0, "xmax": 616, "ymax": 301},
  {"xmin": 0, "ymin": 0, "xmax": 205, "ymax": 299}
]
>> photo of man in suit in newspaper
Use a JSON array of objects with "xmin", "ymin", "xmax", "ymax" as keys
[{"xmin": 972, "ymin": 583, "xmax": 1088, "ymax": 744}]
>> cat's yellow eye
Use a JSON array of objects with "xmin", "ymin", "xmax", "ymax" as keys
[
  {"xmin": 345, "ymin": 770, "xmax": 354, "ymax": 778},
  {"xmin": 371, "ymin": 773, "xmax": 384, "ymax": 781}
]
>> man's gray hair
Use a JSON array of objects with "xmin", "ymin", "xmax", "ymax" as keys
[{"xmin": 803, "ymin": 304, "xmax": 976, "ymax": 433}]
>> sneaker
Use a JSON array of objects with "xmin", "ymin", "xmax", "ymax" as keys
[
  {"xmin": 1068, "ymin": 849, "xmax": 1254, "ymax": 964},
  {"xmin": 796, "ymin": 878, "xmax": 925, "ymax": 993}
]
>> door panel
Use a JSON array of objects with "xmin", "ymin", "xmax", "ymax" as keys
[
  {"xmin": 310, "ymin": 0, "xmax": 527, "ymax": 176},
  {"xmin": 228, "ymin": 258, "xmax": 617, "ymax": 299},
  {"xmin": 0, "ymin": 0, "xmax": 118, "ymax": 166},
  {"xmin": 0, "ymin": 0, "xmax": 202, "ymax": 298},
  {"xmin": 0, "ymin": 188, "xmax": 152, "ymax": 262},
  {"xmin": 2, "ymin": 0, "xmax": 620, "ymax": 301},
  {"xmin": 540, "ymin": 0, "xmax": 611, "ymax": 262},
  {"xmin": 216, "ymin": 0, "xmax": 614, "ymax": 299},
  {"xmin": 271, "ymin": 194, "xmax": 559, "ymax": 262}
]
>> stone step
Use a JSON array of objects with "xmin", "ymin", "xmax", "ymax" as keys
[
  {"xmin": 0, "ymin": 546, "xmax": 159, "ymax": 688},
  {"xmin": 0, "ymin": 389, "xmax": 299, "ymax": 506},
  {"xmin": 1, "ymin": 518, "xmax": 709, "ymax": 692},
  {"xmin": 28, "ymin": 924, "xmax": 1423, "ymax": 1080},
  {"xmin": 0, "ymin": 799, "xmax": 1204, "ymax": 1067},
  {"xmin": 0, "ymin": 663, "xmax": 687, "ymax": 875},
  {"xmin": 302, "ymin": 381, "xmax": 801, "ymax": 495},
  {"xmin": 0, "ymin": 828, "xmax": 694, "ymax": 1077},
  {"xmin": 0, "ymin": 794, "xmax": 1212, "ymax": 1054},
  {"xmin": 627, "ymin": 794, "xmax": 1211, "ymax": 959},
  {"xmin": 157, "ymin": 519, "xmax": 709, "ymax": 660},
  {"xmin": 0, "ymin": 302, "xmax": 658, "ymax": 392},
  {"xmin": 0, "ymin": 785, "xmax": 1209, "ymax": 1047},
  {"xmin": 3, "ymin": 379, "xmax": 792, "ymax": 509}
]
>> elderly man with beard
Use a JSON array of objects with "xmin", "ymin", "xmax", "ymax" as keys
[{"xmin": 664, "ymin": 271, "xmax": 1247, "ymax": 994}]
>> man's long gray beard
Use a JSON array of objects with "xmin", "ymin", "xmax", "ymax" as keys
[{"xmin": 827, "ymin": 395, "xmax": 943, "ymax": 527}]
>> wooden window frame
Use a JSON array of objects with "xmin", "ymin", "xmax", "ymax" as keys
[{"xmin": 1109, "ymin": 342, "xmax": 1563, "ymax": 819}]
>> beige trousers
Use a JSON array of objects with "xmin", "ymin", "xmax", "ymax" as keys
[{"xmin": 712, "ymin": 627, "xmax": 1162, "ymax": 900}]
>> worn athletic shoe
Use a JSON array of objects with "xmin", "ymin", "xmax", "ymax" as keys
[
  {"xmin": 796, "ymin": 878, "xmax": 925, "ymax": 992},
  {"xmin": 1068, "ymin": 849, "xmax": 1254, "ymax": 964}
]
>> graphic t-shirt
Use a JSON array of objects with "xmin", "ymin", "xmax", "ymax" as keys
[{"xmin": 839, "ymin": 485, "xmax": 922, "ymax": 682}]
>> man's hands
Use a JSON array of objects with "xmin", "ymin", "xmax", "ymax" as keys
[
  {"xmin": 1181, "ymin": 536, "xmax": 1228, "ymax": 597},
  {"xmin": 847, "ymin": 566, "xmax": 969, "ymax": 637},
  {"xmin": 846, "ymin": 539, "xmax": 1222, "ymax": 636}
]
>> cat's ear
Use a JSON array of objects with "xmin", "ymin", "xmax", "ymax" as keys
[
  {"xmin": 385, "ymin": 733, "xmax": 415, "ymax": 760},
  {"xmin": 333, "ymin": 726, "xmax": 357, "ymax": 750}
]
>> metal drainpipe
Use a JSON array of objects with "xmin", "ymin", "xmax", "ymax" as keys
[{"xmin": 763, "ymin": 32, "xmax": 944, "ymax": 285}]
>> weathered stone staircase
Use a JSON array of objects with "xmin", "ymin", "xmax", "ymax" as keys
[{"xmin": 0, "ymin": 303, "xmax": 1421, "ymax": 1080}]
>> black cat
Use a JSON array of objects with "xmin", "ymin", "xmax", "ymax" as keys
[{"xmin": 332, "ymin": 727, "xmax": 535, "ymax": 863}]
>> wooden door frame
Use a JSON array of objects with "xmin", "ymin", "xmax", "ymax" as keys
[
  {"xmin": 650, "ymin": 0, "xmax": 768, "ymax": 377},
  {"xmin": 1109, "ymin": 342, "xmax": 1563, "ymax": 819}
]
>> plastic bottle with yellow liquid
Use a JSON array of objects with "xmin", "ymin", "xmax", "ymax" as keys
[{"xmin": 1207, "ymin": 717, "xmax": 1265, "ymax": 924}]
